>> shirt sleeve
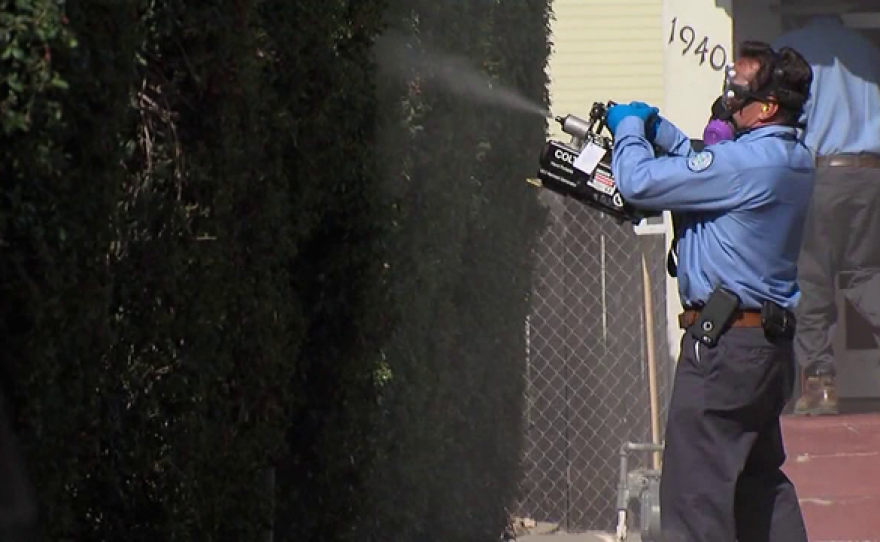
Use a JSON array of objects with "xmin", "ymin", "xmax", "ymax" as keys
[
  {"xmin": 652, "ymin": 117, "xmax": 696, "ymax": 158},
  {"xmin": 611, "ymin": 116, "xmax": 768, "ymax": 212}
]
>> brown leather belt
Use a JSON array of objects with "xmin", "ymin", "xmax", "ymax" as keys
[
  {"xmin": 678, "ymin": 309, "xmax": 763, "ymax": 330},
  {"xmin": 816, "ymin": 153, "xmax": 880, "ymax": 168}
]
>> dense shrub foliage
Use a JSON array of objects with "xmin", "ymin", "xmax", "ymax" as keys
[{"xmin": 0, "ymin": 0, "xmax": 552, "ymax": 539}]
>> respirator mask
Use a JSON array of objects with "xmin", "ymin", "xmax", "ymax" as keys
[
  {"xmin": 702, "ymin": 62, "xmax": 784, "ymax": 144},
  {"xmin": 703, "ymin": 51, "xmax": 808, "ymax": 145},
  {"xmin": 703, "ymin": 66, "xmax": 767, "ymax": 145},
  {"xmin": 702, "ymin": 95, "xmax": 736, "ymax": 145}
]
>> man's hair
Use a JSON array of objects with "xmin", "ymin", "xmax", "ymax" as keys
[{"xmin": 738, "ymin": 40, "xmax": 813, "ymax": 125}]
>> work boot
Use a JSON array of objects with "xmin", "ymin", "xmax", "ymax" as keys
[{"xmin": 793, "ymin": 373, "xmax": 839, "ymax": 416}]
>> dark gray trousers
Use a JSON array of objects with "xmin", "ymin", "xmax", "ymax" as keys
[
  {"xmin": 659, "ymin": 328, "xmax": 807, "ymax": 542},
  {"xmin": 795, "ymin": 166, "xmax": 880, "ymax": 375}
]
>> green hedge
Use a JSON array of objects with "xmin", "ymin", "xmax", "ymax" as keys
[
  {"xmin": 0, "ymin": 0, "xmax": 552, "ymax": 540},
  {"xmin": 347, "ymin": 1, "xmax": 553, "ymax": 540}
]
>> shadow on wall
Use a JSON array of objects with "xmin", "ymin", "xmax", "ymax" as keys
[
  {"xmin": 715, "ymin": 0, "xmax": 732, "ymax": 16},
  {"xmin": 772, "ymin": 15, "xmax": 880, "ymax": 84},
  {"xmin": 708, "ymin": 0, "xmax": 880, "ymax": 72}
]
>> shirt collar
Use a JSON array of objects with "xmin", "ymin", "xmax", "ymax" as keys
[{"xmin": 734, "ymin": 124, "xmax": 799, "ymax": 142}]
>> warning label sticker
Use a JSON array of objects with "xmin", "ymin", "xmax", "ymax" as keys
[{"xmin": 587, "ymin": 171, "xmax": 616, "ymax": 196}]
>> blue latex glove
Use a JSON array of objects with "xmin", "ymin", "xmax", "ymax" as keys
[
  {"xmin": 630, "ymin": 101, "xmax": 661, "ymax": 140},
  {"xmin": 606, "ymin": 101, "xmax": 660, "ymax": 138}
]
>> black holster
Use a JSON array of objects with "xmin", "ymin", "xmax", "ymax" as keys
[{"xmin": 761, "ymin": 301, "xmax": 796, "ymax": 341}]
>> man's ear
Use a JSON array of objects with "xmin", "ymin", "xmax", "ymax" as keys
[{"xmin": 759, "ymin": 101, "xmax": 779, "ymax": 121}]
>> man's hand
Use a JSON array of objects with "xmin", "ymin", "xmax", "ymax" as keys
[{"xmin": 606, "ymin": 101, "xmax": 660, "ymax": 138}]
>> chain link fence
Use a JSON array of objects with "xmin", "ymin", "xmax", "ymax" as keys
[{"xmin": 517, "ymin": 191, "xmax": 675, "ymax": 533}]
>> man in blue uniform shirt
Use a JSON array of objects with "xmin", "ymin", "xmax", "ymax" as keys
[
  {"xmin": 605, "ymin": 42, "xmax": 815, "ymax": 542},
  {"xmin": 773, "ymin": 15, "xmax": 880, "ymax": 416}
]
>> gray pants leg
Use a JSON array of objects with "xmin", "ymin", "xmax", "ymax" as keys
[
  {"xmin": 795, "ymin": 166, "xmax": 880, "ymax": 375},
  {"xmin": 659, "ymin": 328, "xmax": 807, "ymax": 542}
]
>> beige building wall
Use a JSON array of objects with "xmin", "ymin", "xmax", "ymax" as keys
[{"xmin": 546, "ymin": 0, "xmax": 665, "ymax": 140}]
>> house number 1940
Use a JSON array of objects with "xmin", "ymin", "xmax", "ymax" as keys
[{"xmin": 668, "ymin": 17, "xmax": 729, "ymax": 72}]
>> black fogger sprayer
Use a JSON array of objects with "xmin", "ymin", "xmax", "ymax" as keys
[{"xmin": 529, "ymin": 100, "xmax": 661, "ymax": 224}]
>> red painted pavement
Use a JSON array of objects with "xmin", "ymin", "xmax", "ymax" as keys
[{"xmin": 782, "ymin": 413, "xmax": 880, "ymax": 542}]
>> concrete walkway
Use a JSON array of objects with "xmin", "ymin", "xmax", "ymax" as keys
[
  {"xmin": 782, "ymin": 412, "xmax": 880, "ymax": 542},
  {"xmin": 514, "ymin": 522, "xmax": 641, "ymax": 542},
  {"xmin": 518, "ymin": 532, "xmax": 640, "ymax": 542}
]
